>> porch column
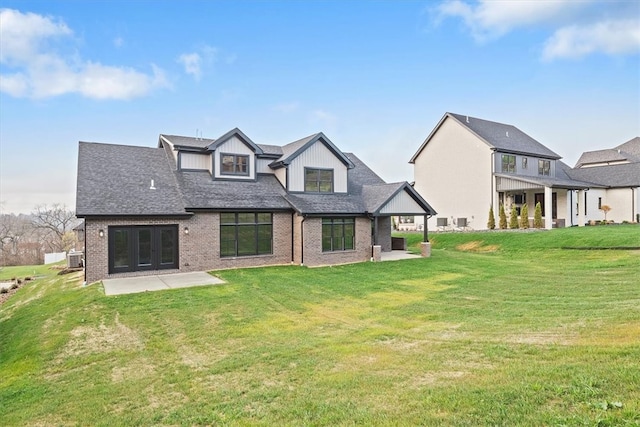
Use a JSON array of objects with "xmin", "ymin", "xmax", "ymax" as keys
[
  {"xmin": 423, "ymin": 215, "xmax": 429, "ymax": 242},
  {"xmin": 577, "ymin": 189, "xmax": 586, "ymax": 227},
  {"xmin": 544, "ymin": 186, "xmax": 553, "ymax": 229}
]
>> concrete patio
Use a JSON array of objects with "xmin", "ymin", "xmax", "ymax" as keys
[{"xmin": 102, "ymin": 271, "xmax": 225, "ymax": 296}]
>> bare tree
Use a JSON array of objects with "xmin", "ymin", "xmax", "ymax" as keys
[
  {"xmin": 0, "ymin": 213, "xmax": 40, "ymax": 265},
  {"xmin": 31, "ymin": 204, "xmax": 78, "ymax": 252}
]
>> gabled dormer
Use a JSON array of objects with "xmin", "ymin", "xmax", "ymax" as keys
[
  {"xmin": 160, "ymin": 128, "xmax": 264, "ymax": 181},
  {"xmin": 268, "ymin": 133, "xmax": 355, "ymax": 193},
  {"xmin": 208, "ymin": 128, "xmax": 263, "ymax": 181}
]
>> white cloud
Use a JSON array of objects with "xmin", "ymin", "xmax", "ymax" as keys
[
  {"xmin": 113, "ymin": 36, "xmax": 124, "ymax": 48},
  {"xmin": 0, "ymin": 8, "xmax": 168, "ymax": 99},
  {"xmin": 543, "ymin": 19, "xmax": 640, "ymax": 60},
  {"xmin": 177, "ymin": 45, "xmax": 218, "ymax": 81},
  {"xmin": 178, "ymin": 52, "xmax": 203, "ymax": 80},
  {"xmin": 433, "ymin": 0, "xmax": 639, "ymax": 59},
  {"xmin": 435, "ymin": 0, "xmax": 585, "ymax": 41}
]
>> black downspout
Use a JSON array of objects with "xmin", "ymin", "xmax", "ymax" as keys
[
  {"xmin": 291, "ymin": 212, "xmax": 294, "ymax": 263},
  {"xmin": 300, "ymin": 215, "xmax": 306, "ymax": 266},
  {"xmin": 373, "ymin": 216, "xmax": 378, "ymax": 246}
]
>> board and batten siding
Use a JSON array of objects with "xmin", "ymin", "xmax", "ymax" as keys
[
  {"xmin": 379, "ymin": 191, "xmax": 426, "ymax": 215},
  {"xmin": 256, "ymin": 158, "xmax": 274, "ymax": 174},
  {"xmin": 180, "ymin": 152, "xmax": 211, "ymax": 172},
  {"xmin": 213, "ymin": 136, "xmax": 256, "ymax": 180},
  {"xmin": 287, "ymin": 141, "xmax": 348, "ymax": 193},
  {"xmin": 494, "ymin": 153, "xmax": 556, "ymax": 178}
]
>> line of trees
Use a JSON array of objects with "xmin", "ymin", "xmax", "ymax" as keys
[{"xmin": 0, "ymin": 204, "xmax": 80, "ymax": 266}]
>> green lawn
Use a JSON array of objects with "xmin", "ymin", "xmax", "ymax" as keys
[{"xmin": 1, "ymin": 226, "xmax": 639, "ymax": 426}]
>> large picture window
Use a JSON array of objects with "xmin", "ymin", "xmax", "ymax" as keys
[
  {"xmin": 108, "ymin": 225, "xmax": 178, "ymax": 274},
  {"xmin": 322, "ymin": 218, "xmax": 355, "ymax": 252},
  {"xmin": 538, "ymin": 160, "xmax": 551, "ymax": 176},
  {"xmin": 501, "ymin": 154, "xmax": 516, "ymax": 173},
  {"xmin": 305, "ymin": 168, "xmax": 333, "ymax": 192},
  {"xmin": 221, "ymin": 153, "xmax": 249, "ymax": 176},
  {"xmin": 220, "ymin": 213, "xmax": 272, "ymax": 257}
]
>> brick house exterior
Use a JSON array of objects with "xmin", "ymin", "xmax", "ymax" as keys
[{"xmin": 76, "ymin": 129, "xmax": 436, "ymax": 283}]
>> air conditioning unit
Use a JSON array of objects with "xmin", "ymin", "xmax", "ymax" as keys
[{"xmin": 67, "ymin": 252, "xmax": 83, "ymax": 268}]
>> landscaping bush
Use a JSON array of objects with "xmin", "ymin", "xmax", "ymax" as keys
[
  {"xmin": 520, "ymin": 204, "xmax": 529, "ymax": 229},
  {"xmin": 509, "ymin": 206, "xmax": 519, "ymax": 229},
  {"xmin": 487, "ymin": 205, "xmax": 496, "ymax": 230},
  {"xmin": 499, "ymin": 204, "xmax": 507, "ymax": 229},
  {"xmin": 534, "ymin": 202, "xmax": 544, "ymax": 228}
]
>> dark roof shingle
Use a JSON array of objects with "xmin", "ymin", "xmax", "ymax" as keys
[{"xmin": 76, "ymin": 142, "xmax": 186, "ymax": 216}]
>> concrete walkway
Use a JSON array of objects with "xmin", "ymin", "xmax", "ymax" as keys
[
  {"xmin": 380, "ymin": 250, "xmax": 421, "ymax": 261},
  {"xmin": 102, "ymin": 271, "xmax": 224, "ymax": 296}
]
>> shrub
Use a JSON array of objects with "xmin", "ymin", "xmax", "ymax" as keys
[
  {"xmin": 499, "ymin": 204, "xmax": 508, "ymax": 229},
  {"xmin": 487, "ymin": 205, "xmax": 496, "ymax": 230},
  {"xmin": 600, "ymin": 204, "xmax": 611, "ymax": 221},
  {"xmin": 509, "ymin": 206, "xmax": 519, "ymax": 229},
  {"xmin": 520, "ymin": 204, "xmax": 529, "ymax": 229},
  {"xmin": 534, "ymin": 202, "xmax": 544, "ymax": 228}
]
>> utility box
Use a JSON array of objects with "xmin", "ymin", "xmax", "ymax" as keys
[{"xmin": 67, "ymin": 252, "xmax": 83, "ymax": 268}]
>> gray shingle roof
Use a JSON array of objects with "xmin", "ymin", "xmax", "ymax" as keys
[
  {"xmin": 77, "ymin": 138, "xmax": 435, "ymax": 217},
  {"xmin": 575, "ymin": 137, "xmax": 640, "ymax": 167},
  {"xmin": 575, "ymin": 149, "xmax": 629, "ymax": 167},
  {"xmin": 176, "ymin": 172, "xmax": 291, "ymax": 210},
  {"xmin": 160, "ymin": 134, "xmax": 214, "ymax": 150},
  {"xmin": 76, "ymin": 142, "xmax": 187, "ymax": 216},
  {"xmin": 411, "ymin": 112, "xmax": 561, "ymax": 163},
  {"xmin": 448, "ymin": 113, "xmax": 561, "ymax": 159},
  {"xmin": 617, "ymin": 137, "xmax": 640, "ymax": 157},
  {"xmin": 567, "ymin": 163, "xmax": 640, "ymax": 188},
  {"xmin": 257, "ymin": 144, "xmax": 283, "ymax": 157}
]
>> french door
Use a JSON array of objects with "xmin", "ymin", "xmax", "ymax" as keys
[{"xmin": 108, "ymin": 225, "xmax": 178, "ymax": 274}]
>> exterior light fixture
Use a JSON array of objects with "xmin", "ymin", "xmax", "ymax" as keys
[
  {"xmin": 184, "ymin": 226, "xmax": 189, "ymax": 235},
  {"xmin": 98, "ymin": 229, "xmax": 104, "ymax": 237}
]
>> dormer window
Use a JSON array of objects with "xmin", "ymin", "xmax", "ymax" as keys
[
  {"xmin": 538, "ymin": 160, "xmax": 550, "ymax": 176},
  {"xmin": 221, "ymin": 153, "xmax": 249, "ymax": 176},
  {"xmin": 305, "ymin": 168, "xmax": 333, "ymax": 192}
]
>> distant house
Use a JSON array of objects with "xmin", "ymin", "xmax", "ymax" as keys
[
  {"xmin": 76, "ymin": 129, "xmax": 435, "ymax": 283},
  {"xmin": 568, "ymin": 137, "xmax": 640, "ymax": 223},
  {"xmin": 409, "ymin": 112, "xmax": 594, "ymax": 230}
]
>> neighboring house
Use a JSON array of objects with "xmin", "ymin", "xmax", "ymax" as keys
[
  {"xmin": 567, "ymin": 137, "xmax": 640, "ymax": 223},
  {"xmin": 76, "ymin": 129, "xmax": 436, "ymax": 283},
  {"xmin": 409, "ymin": 112, "xmax": 595, "ymax": 231}
]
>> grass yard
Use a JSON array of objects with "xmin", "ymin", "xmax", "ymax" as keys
[{"xmin": 1, "ymin": 226, "xmax": 639, "ymax": 426}]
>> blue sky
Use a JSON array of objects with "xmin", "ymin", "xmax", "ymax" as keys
[{"xmin": 1, "ymin": 0, "xmax": 639, "ymax": 214}]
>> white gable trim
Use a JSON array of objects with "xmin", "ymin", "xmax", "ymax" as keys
[{"xmin": 379, "ymin": 189, "xmax": 428, "ymax": 215}]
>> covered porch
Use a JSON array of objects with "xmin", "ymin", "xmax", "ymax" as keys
[
  {"xmin": 495, "ymin": 175, "xmax": 591, "ymax": 229},
  {"xmin": 364, "ymin": 182, "xmax": 436, "ymax": 261}
]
